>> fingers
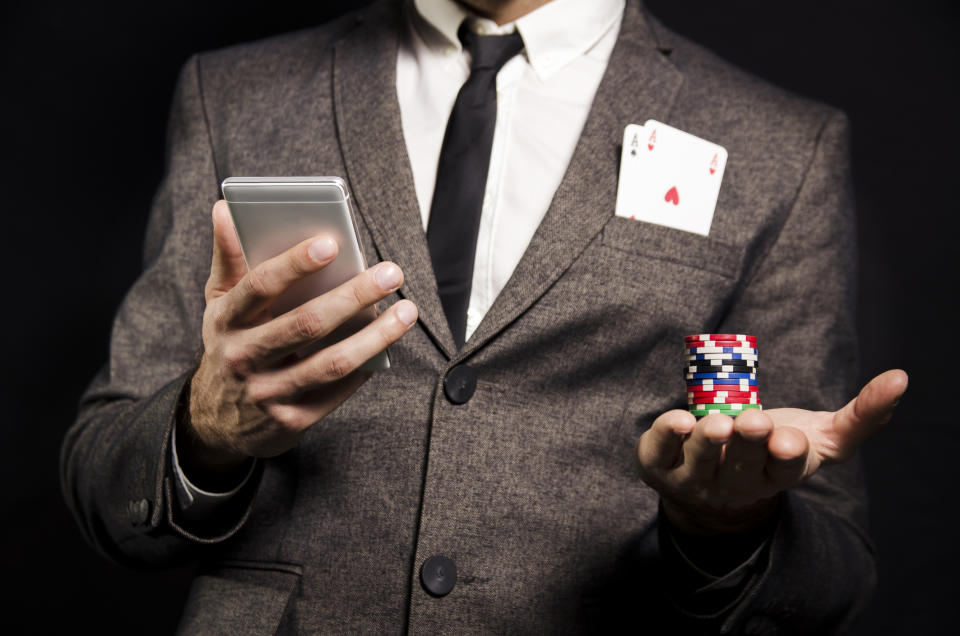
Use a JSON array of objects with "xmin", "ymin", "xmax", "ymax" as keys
[
  {"xmin": 638, "ymin": 410, "xmax": 696, "ymax": 470},
  {"xmin": 247, "ymin": 299, "xmax": 418, "ymax": 401},
  {"xmin": 720, "ymin": 409, "xmax": 773, "ymax": 482},
  {"xmin": 244, "ymin": 261, "xmax": 406, "ymax": 362},
  {"xmin": 830, "ymin": 369, "xmax": 908, "ymax": 458},
  {"xmin": 718, "ymin": 409, "xmax": 807, "ymax": 493},
  {"xmin": 221, "ymin": 234, "xmax": 340, "ymax": 323},
  {"xmin": 675, "ymin": 413, "xmax": 734, "ymax": 482},
  {"xmin": 765, "ymin": 425, "xmax": 810, "ymax": 486},
  {"xmin": 256, "ymin": 371, "xmax": 376, "ymax": 451},
  {"xmin": 207, "ymin": 200, "xmax": 249, "ymax": 298}
]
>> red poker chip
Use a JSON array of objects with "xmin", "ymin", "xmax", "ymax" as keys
[
  {"xmin": 687, "ymin": 390, "xmax": 759, "ymax": 398},
  {"xmin": 688, "ymin": 396, "xmax": 761, "ymax": 405},
  {"xmin": 685, "ymin": 384, "xmax": 756, "ymax": 392},
  {"xmin": 684, "ymin": 333, "xmax": 757, "ymax": 342},
  {"xmin": 685, "ymin": 342, "xmax": 760, "ymax": 351}
]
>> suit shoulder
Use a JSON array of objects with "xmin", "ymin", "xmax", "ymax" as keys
[
  {"xmin": 194, "ymin": 9, "xmax": 360, "ymax": 83},
  {"xmin": 191, "ymin": 0, "xmax": 400, "ymax": 94},
  {"xmin": 645, "ymin": 12, "xmax": 844, "ymax": 135}
]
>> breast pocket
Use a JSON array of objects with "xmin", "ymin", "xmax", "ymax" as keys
[
  {"xmin": 575, "ymin": 216, "xmax": 747, "ymax": 330},
  {"xmin": 601, "ymin": 217, "xmax": 743, "ymax": 280}
]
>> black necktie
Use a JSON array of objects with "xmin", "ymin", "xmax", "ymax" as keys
[{"xmin": 426, "ymin": 24, "xmax": 525, "ymax": 349}]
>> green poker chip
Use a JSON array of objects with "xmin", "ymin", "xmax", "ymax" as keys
[{"xmin": 688, "ymin": 403, "xmax": 763, "ymax": 417}]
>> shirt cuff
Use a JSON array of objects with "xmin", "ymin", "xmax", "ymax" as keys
[{"xmin": 170, "ymin": 424, "xmax": 257, "ymax": 522}]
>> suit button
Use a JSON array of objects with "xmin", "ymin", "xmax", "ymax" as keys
[
  {"xmin": 128, "ymin": 498, "xmax": 150, "ymax": 526},
  {"xmin": 443, "ymin": 365, "xmax": 476, "ymax": 404},
  {"xmin": 420, "ymin": 555, "xmax": 457, "ymax": 597}
]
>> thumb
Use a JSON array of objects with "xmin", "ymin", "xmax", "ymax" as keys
[
  {"xmin": 207, "ymin": 200, "xmax": 248, "ymax": 299},
  {"xmin": 828, "ymin": 369, "xmax": 908, "ymax": 462}
]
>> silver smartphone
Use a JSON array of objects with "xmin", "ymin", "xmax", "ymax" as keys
[{"xmin": 221, "ymin": 176, "xmax": 389, "ymax": 371}]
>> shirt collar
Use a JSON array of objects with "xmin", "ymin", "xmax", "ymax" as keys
[{"xmin": 410, "ymin": 0, "xmax": 625, "ymax": 80}]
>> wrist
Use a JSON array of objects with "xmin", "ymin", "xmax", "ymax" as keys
[
  {"xmin": 176, "ymin": 371, "xmax": 252, "ymax": 491},
  {"xmin": 661, "ymin": 492, "xmax": 781, "ymax": 536}
]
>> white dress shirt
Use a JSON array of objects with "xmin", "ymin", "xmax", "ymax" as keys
[
  {"xmin": 400, "ymin": 0, "xmax": 624, "ymax": 340},
  {"xmin": 174, "ymin": 0, "xmax": 625, "ymax": 511}
]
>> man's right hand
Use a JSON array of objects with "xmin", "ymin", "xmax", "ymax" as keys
[{"xmin": 179, "ymin": 200, "xmax": 418, "ymax": 483}]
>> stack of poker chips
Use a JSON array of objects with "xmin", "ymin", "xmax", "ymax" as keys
[{"xmin": 684, "ymin": 333, "xmax": 762, "ymax": 418}]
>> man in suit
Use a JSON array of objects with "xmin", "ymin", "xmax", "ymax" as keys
[{"xmin": 62, "ymin": 0, "xmax": 906, "ymax": 632}]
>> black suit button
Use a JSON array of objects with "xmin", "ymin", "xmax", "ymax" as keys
[
  {"xmin": 420, "ymin": 555, "xmax": 457, "ymax": 597},
  {"xmin": 128, "ymin": 498, "xmax": 150, "ymax": 526},
  {"xmin": 443, "ymin": 365, "xmax": 476, "ymax": 404}
]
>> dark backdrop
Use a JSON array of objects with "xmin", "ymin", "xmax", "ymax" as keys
[{"xmin": 2, "ymin": 1, "xmax": 956, "ymax": 633}]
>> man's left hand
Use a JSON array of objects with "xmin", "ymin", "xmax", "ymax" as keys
[{"xmin": 637, "ymin": 369, "xmax": 908, "ymax": 535}]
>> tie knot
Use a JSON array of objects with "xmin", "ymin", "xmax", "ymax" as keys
[{"xmin": 458, "ymin": 22, "xmax": 525, "ymax": 73}]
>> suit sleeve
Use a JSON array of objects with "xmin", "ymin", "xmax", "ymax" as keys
[
  {"xmin": 664, "ymin": 110, "xmax": 876, "ymax": 634},
  {"xmin": 60, "ymin": 54, "xmax": 261, "ymax": 568}
]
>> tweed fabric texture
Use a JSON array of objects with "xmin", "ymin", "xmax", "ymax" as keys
[{"xmin": 62, "ymin": 1, "xmax": 873, "ymax": 633}]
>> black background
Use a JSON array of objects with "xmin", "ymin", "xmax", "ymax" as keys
[{"xmin": 2, "ymin": 0, "xmax": 957, "ymax": 633}]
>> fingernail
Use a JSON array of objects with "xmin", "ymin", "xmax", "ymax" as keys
[
  {"xmin": 375, "ymin": 264, "xmax": 402, "ymax": 291},
  {"xmin": 308, "ymin": 238, "xmax": 337, "ymax": 263},
  {"xmin": 395, "ymin": 301, "xmax": 417, "ymax": 326}
]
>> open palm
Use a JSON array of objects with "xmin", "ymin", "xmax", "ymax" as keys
[{"xmin": 637, "ymin": 369, "xmax": 908, "ymax": 534}]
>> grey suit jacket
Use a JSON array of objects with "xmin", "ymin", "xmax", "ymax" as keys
[{"xmin": 62, "ymin": 1, "xmax": 874, "ymax": 633}]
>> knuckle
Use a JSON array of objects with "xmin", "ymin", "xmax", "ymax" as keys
[
  {"xmin": 245, "ymin": 267, "xmax": 271, "ymax": 299},
  {"xmin": 375, "ymin": 320, "xmax": 398, "ymax": 348},
  {"xmin": 273, "ymin": 404, "xmax": 316, "ymax": 434},
  {"xmin": 324, "ymin": 350, "xmax": 355, "ymax": 380},
  {"xmin": 243, "ymin": 377, "xmax": 275, "ymax": 406},
  {"xmin": 206, "ymin": 304, "xmax": 229, "ymax": 332},
  {"xmin": 288, "ymin": 249, "xmax": 315, "ymax": 278},
  {"xmin": 264, "ymin": 403, "xmax": 301, "ymax": 431},
  {"xmin": 351, "ymin": 279, "xmax": 371, "ymax": 308},
  {"xmin": 221, "ymin": 341, "xmax": 251, "ymax": 375},
  {"xmin": 293, "ymin": 309, "xmax": 327, "ymax": 341}
]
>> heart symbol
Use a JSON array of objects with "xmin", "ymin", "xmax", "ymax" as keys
[
  {"xmin": 709, "ymin": 168, "xmax": 715, "ymax": 175},
  {"xmin": 664, "ymin": 186, "xmax": 679, "ymax": 205},
  {"xmin": 647, "ymin": 144, "xmax": 654, "ymax": 150}
]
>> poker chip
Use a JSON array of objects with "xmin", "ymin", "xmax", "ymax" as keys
[
  {"xmin": 687, "ymin": 390, "xmax": 758, "ymax": 398},
  {"xmin": 686, "ymin": 372, "xmax": 757, "ymax": 380},
  {"xmin": 684, "ymin": 334, "xmax": 761, "ymax": 418},
  {"xmin": 685, "ymin": 346, "xmax": 758, "ymax": 355},
  {"xmin": 686, "ymin": 362, "xmax": 756, "ymax": 371},
  {"xmin": 686, "ymin": 382, "xmax": 758, "ymax": 392},
  {"xmin": 687, "ymin": 353, "xmax": 758, "ymax": 361},
  {"xmin": 688, "ymin": 404, "xmax": 763, "ymax": 417},
  {"xmin": 689, "ymin": 396, "xmax": 760, "ymax": 404},
  {"xmin": 685, "ymin": 339, "xmax": 757, "ymax": 348},
  {"xmin": 687, "ymin": 360, "xmax": 759, "ymax": 373},
  {"xmin": 686, "ymin": 368, "xmax": 756, "ymax": 377},
  {"xmin": 686, "ymin": 356, "xmax": 757, "ymax": 365},
  {"xmin": 684, "ymin": 334, "xmax": 757, "ymax": 343}
]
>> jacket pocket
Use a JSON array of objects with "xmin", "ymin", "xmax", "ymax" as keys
[
  {"xmin": 601, "ymin": 216, "xmax": 742, "ymax": 279},
  {"xmin": 176, "ymin": 560, "xmax": 302, "ymax": 635}
]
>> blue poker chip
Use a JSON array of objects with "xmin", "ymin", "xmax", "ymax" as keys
[
  {"xmin": 685, "ymin": 346, "xmax": 758, "ymax": 355},
  {"xmin": 685, "ymin": 372, "xmax": 757, "ymax": 379},
  {"xmin": 685, "ymin": 379, "xmax": 759, "ymax": 386},
  {"xmin": 686, "ymin": 353, "xmax": 758, "ymax": 361}
]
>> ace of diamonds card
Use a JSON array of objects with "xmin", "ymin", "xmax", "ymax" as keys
[{"xmin": 615, "ymin": 120, "xmax": 728, "ymax": 237}]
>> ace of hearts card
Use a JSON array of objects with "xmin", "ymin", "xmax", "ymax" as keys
[{"xmin": 615, "ymin": 120, "xmax": 728, "ymax": 236}]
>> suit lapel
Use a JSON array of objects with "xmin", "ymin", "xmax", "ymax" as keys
[
  {"xmin": 460, "ymin": 1, "xmax": 684, "ymax": 359},
  {"xmin": 333, "ymin": 2, "xmax": 459, "ymax": 357},
  {"xmin": 333, "ymin": 1, "xmax": 683, "ymax": 362}
]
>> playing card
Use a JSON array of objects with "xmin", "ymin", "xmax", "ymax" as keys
[{"xmin": 615, "ymin": 120, "xmax": 728, "ymax": 236}]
